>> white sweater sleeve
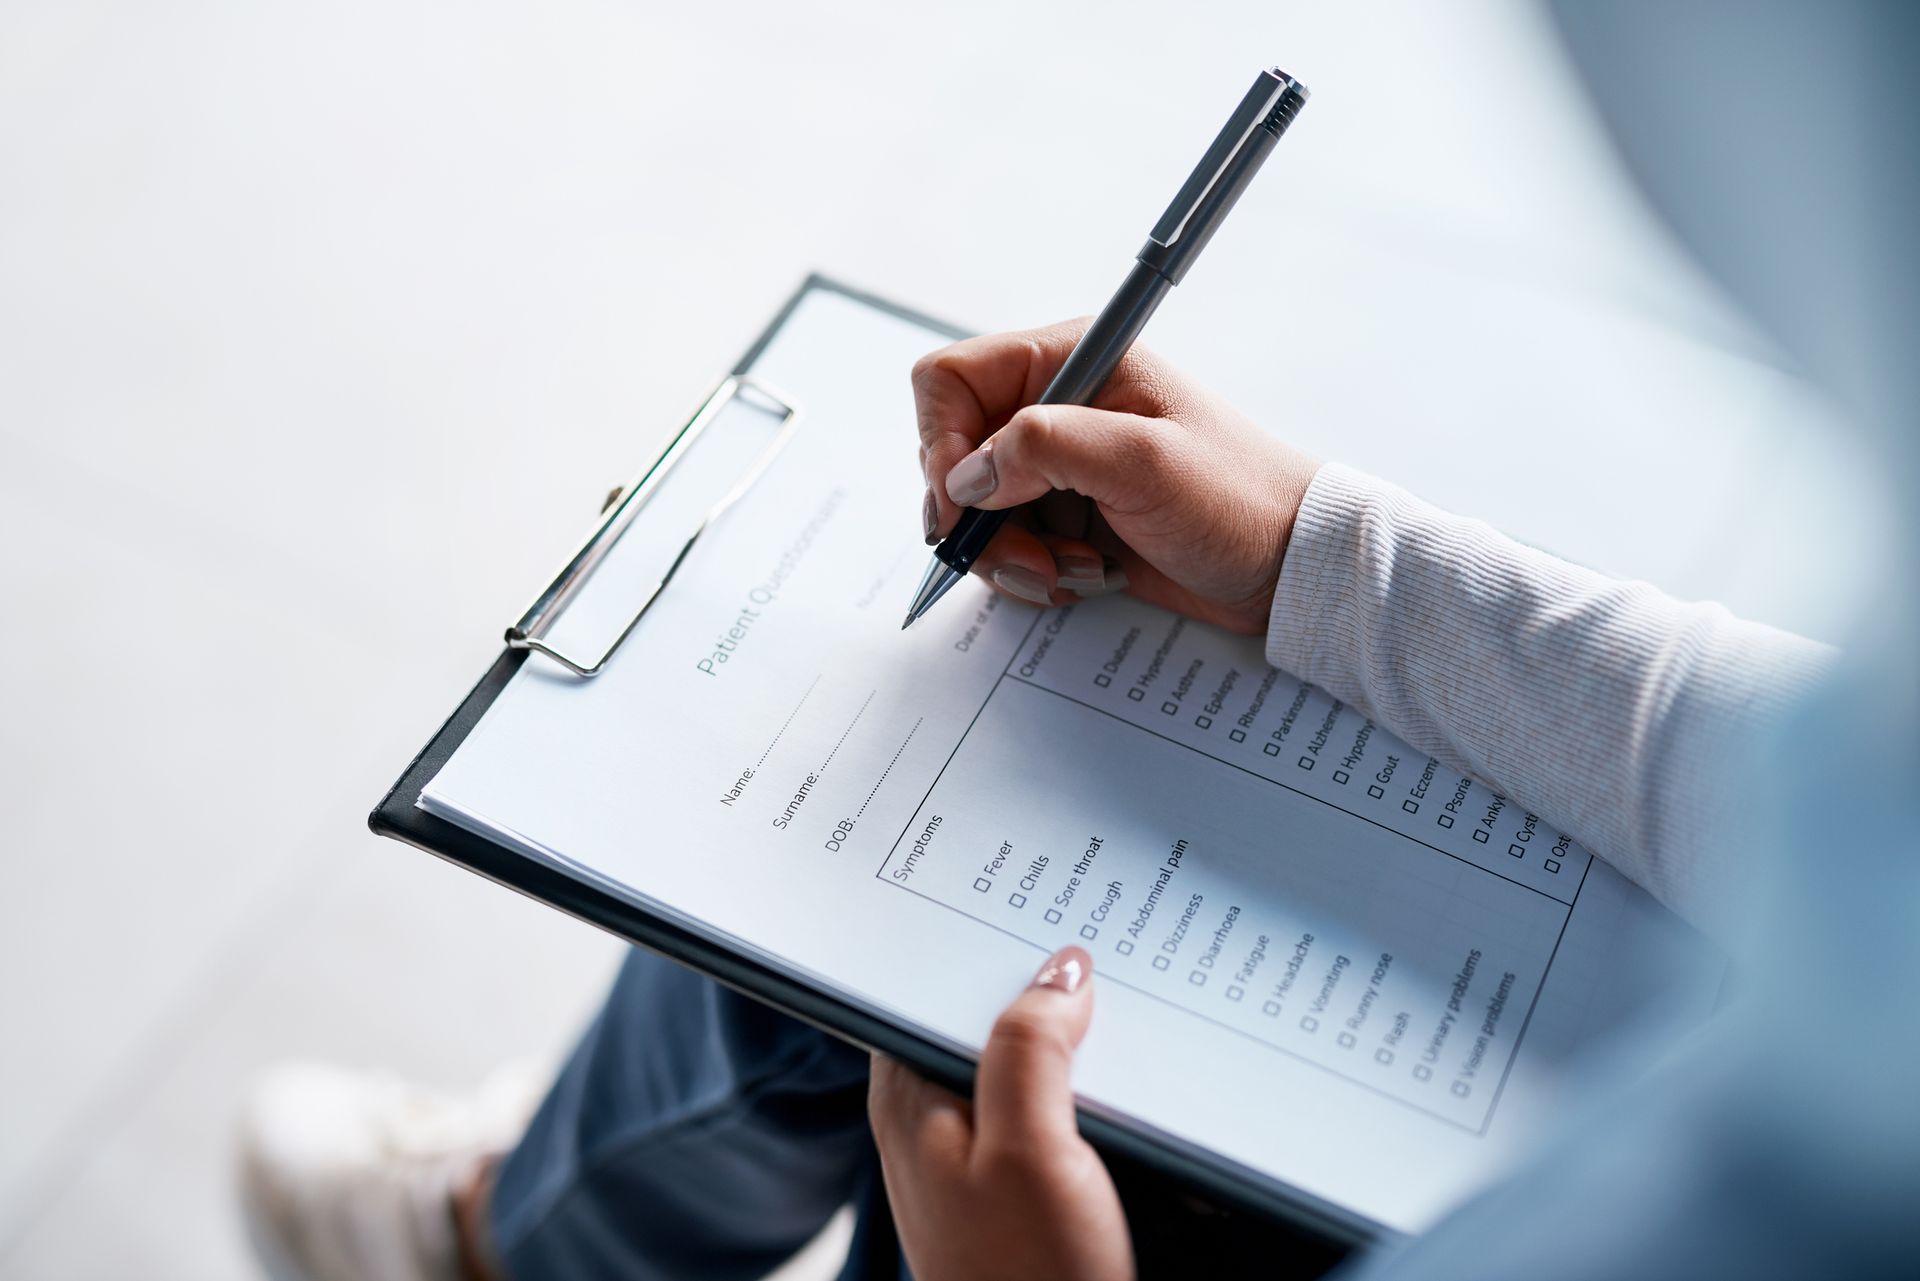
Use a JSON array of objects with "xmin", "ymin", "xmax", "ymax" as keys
[{"xmin": 1264, "ymin": 463, "xmax": 1833, "ymax": 931}]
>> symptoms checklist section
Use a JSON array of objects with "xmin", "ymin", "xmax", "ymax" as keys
[{"xmin": 879, "ymin": 596, "xmax": 1591, "ymax": 1132}]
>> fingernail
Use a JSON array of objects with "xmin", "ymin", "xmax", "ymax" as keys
[
  {"xmin": 945, "ymin": 445, "xmax": 996, "ymax": 506},
  {"xmin": 1076, "ymin": 565, "xmax": 1129, "ymax": 597},
  {"xmin": 922, "ymin": 488, "xmax": 939, "ymax": 544},
  {"xmin": 1033, "ymin": 946, "xmax": 1090, "ymax": 994},
  {"xmin": 991, "ymin": 565, "xmax": 1053, "ymax": 606},
  {"xmin": 1056, "ymin": 554, "xmax": 1104, "ymax": 594}
]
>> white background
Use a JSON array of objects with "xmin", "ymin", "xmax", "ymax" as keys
[{"xmin": 0, "ymin": 1, "xmax": 1890, "ymax": 1276}]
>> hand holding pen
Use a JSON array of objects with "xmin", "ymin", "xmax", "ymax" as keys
[
  {"xmin": 903, "ymin": 68, "xmax": 1309, "ymax": 628},
  {"xmin": 912, "ymin": 319, "xmax": 1320, "ymax": 636}
]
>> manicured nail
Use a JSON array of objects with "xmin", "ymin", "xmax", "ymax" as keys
[
  {"xmin": 1033, "ymin": 946, "xmax": 1090, "ymax": 994},
  {"xmin": 1056, "ymin": 554, "xmax": 1105, "ymax": 594},
  {"xmin": 922, "ymin": 488, "xmax": 939, "ymax": 544},
  {"xmin": 991, "ymin": 566, "xmax": 1052, "ymax": 606},
  {"xmin": 945, "ymin": 445, "xmax": 997, "ymax": 506}
]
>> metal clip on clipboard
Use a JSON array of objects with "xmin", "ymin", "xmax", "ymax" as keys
[{"xmin": 506, "ymin": 375, "xmax": 803, "ymax": 677}]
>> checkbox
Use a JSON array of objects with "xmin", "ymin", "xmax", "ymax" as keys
[
  {"xmin": 1115, "ymin": 939, "xmax": 1133, "ymax": 955},
  {"xmin": 1508, "ymin": 843, "xmax": 1526, "ymax": 858},
  {"xmin": 1472, "ymin": 828, "xmax": 1489, "ymax": 844},
  {"xmin": 1375, "ymin": 1048, "xmax": 1394, "ymax": 1065},
  {"xmin": 1188, "ymin": 970, "xmax": 1207, "ymax": 987},
  {"xmin": 1438, "ymin": 814, "xmax": 1454, "ymax": 828},
  {"xmin": 1195, "ymin": 714, "xmax": 1212, "ymax": 729},
  {"xmin": 1337, "ymin": 1031, "xmax": 1356, "ymax": 1048},
  {"xmin": 1151, "ymin": 955, "xmax": 1171, "ymax": 971},
  {"xmin": 1226, "ymin": 985, "xmax": 1245, "ymax": 1002},
  {"xmin": 1263, "ymin": 742, "xmax": 1280, "ymax": 756},
  {"xmin": 1413, "ymin": 1064, "xmax": 1432, "ymax": 1081},
  {"xmin": 1545, "ymin": 858, "xmax": 1561, "ymax": 873},
  {"xmin": 1333, "ymin": 769, "xmax": 1349, "ymax": 784},
  {"xmin": 1262, "ymin": 1000, "xmax": 1282, "ymax": 1017},
  {"xmin": 1451, "ymin": 1080, "xmax": 1471, "ymax": 1098},
  {"xmin": 1229, "ymin": 728, "xmax": 1246, "ymax": 742},
  {"xmin": 1127, "ymin": 687, "xmax": 1144, "ymax": 701},
  {"xmin": 1080, "ymin": 924, "xmax": 1098, "ymax": 940},
  {"xmin": 1300, "ymin": 1015, "xmax": 1319, "ymax": 1032},
  {"xmin": 1403, "ymin": 799, "xmax": 1419, "ymax": 814},
  {"xmin": 1367, "ymin": 784, "xmax": 1385, "ymax": 799},
  {"xmin": 1044, "ymin": 908, "xmax": 1062, "ymax": 923},
  {"xmin": 1161, "ymin": 701, "xmax": 1177, "ymax": 715},
  {"xmin": 1094, "ymin": 673, "xmax": 1111, "ymax": 688},
  {"xmin": 1009, "ymin": 892, "xmax": 1027, "ymax": 908},
  {"xmin": 973, "ymin": 877, "xmax": 991, "ymax": 893},
  {"xmin": 1297, "ymin": 755, "xmax": 1314, "ymax": 770}
]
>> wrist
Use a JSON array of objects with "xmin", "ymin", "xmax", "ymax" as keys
[
  {"xmin": 1241, "ymin": 455, "xmax": 1322, "ymax": 633},
  {"xmin": 1271, "ymin": 456, "xmax": 1324, "ymax": 578}
]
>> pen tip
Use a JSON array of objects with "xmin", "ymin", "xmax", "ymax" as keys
[{"xmin": 903, "ymin": 558, "xmax": 960, "ymax": 631}]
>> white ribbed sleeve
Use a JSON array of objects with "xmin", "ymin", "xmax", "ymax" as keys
[{"xmin": 1265, "ymin": 463, "xmax": 1833, "ymax": 931}]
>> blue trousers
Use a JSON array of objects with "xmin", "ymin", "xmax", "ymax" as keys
[
  {"xmin": 488, "ymin": 948, "xmax": 903, "ymax": 1281},
  {"xmin": 488, "ymin": 948, "xmax": 1343, "ymax": 1280}
]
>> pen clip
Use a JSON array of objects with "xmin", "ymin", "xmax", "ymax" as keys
[{"xmin": 1142, "ymin": 67, "xmax": 1307, "ymax": 282}]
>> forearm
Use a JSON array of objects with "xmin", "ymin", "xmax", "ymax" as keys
[{"xmin": 1265, "ymin": 464, "xmax": 1833, "ymax": 929}]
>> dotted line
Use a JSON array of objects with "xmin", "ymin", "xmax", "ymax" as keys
[
  {"xmin": 820, "ymin": 690, "xmax": 876, "ymax": 772},
  {"xmin": 757, "ymin": 675, "xmax": 820, "ymax": 767},
  {"xmin": 857, "ymin": 717, "xmax": 923, "ymax": 818}
]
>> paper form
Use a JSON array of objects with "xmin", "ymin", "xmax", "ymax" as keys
[{"xmin": 421, "ymin": 288, "xmax": 1723, "ymax": 1232}]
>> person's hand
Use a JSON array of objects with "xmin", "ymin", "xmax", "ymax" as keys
[
  {"xmin": 914, "ymin": 321, "xmax": 1319, "ymax": 634},
  {"xmin": 868, "ymin": 947, "xmax": 1132, "ymax": 1281}
]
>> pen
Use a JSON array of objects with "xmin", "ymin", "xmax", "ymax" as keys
[{"xmin": 902, "ymin": 66, "xmax": 1310, "ymax": 629}]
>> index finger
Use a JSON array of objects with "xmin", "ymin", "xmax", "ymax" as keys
[
  {"xmin": 912, "ymin": 320, "xmax": 1088, "ymax": 534},
  {"xmin": 868, "ymin": 1053, "xmax": 973, "ymax": 1173}
]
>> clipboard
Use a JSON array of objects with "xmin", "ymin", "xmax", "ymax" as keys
[{"xmin": 371, "ymin": 275, "xmax": 1376, "ymax": 1257}]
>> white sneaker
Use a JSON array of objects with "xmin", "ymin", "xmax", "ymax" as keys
[{"xmin": 238, "ymin": 1061, "xmax": 545, "ymax": 1281}]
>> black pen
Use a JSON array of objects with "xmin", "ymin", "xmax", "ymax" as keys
[{"xmin": 902, "ymin": 67, "xmax": 1309, "ymax": 629}]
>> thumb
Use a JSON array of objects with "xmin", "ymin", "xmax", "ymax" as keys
[
  {"xmin": 943, "ymin": 405, "xmax": 1181, "ymax": 518},
  {"xmin": 972, "ymin": 946, "xmax": 1095, "ymax": 1159}
]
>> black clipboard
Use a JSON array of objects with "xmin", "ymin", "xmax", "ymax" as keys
[{"xmin": 371, "ymin": 274, "xmax": 1378, "ymax": 1259}]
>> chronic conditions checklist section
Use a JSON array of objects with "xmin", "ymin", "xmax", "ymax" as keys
[{"xmin": 877, "ymin": 595, "xmax": 1592, "ymax": 1132}]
